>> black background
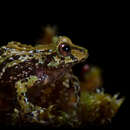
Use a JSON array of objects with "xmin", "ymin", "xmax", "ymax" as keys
[{"xmin": 0, "ymin": 4, "xmax": 129, "ymax": 128}]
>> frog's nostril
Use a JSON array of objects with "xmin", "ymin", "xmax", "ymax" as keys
[
  {"xmin": 82, "ymin": 49, "xmax": 88, "ymax": 61},
  {"xmin": 86, "ymin": 50, "xmax": 89, "ymax": 57},
  {"xmin": 81, "ymin": 48, "xmax": 88, "ymax": 57}
]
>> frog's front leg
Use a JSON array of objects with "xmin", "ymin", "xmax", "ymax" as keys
[
  {"xmin": 70, "ymin": 75, "xmax": 80, "ymax": 106},
  {"xmin": 63, "ymin": 72, "xmax": 80, "ymax": 107},
  {"xmin": 15, "ymin": 76, "xmax": 47, "ymax": 123}
]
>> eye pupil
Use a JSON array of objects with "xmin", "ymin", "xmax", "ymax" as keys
[{"xmin": 62, "ymin": 45, "xmax": 70, "ymax": 52}]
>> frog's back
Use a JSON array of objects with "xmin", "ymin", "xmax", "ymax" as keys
[
  {"xmin": 0, "ymin": 42, "xmax": 38, "ymax": 84},
  {"xmin": 0, "ymin": 41, "xmax": 35, "ymax": 59},
  {"xmin": 0, "ymin": 41, "xmax": 35, "ymax": 56}
]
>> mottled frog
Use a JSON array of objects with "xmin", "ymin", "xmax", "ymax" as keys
[{"xmin": 0, "ymin": 36, "xmax": 88, "ymax": 124}]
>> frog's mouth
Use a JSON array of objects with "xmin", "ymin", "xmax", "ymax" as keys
[{"xmin": 62, "ymin": 54, "xmax": 88, "ymax": 68}]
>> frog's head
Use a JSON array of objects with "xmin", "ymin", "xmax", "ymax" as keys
[{"xmin": 46, "ymin": 36, "xmax": 88, "ymax": 69}]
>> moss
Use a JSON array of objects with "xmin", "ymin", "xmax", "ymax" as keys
[{"xmin": 80, "ymin": 91, "xmax": 124, "ymax": 126}]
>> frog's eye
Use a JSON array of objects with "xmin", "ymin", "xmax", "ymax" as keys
[{"xmin": 59, "ymin": 43, "xmax": 71, "ymax": 56}]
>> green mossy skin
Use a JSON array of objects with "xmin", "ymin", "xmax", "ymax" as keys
[{"xmin": 80, "ymin": 91, "xmax": 124, "ymax": 126}]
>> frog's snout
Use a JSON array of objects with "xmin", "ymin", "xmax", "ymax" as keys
[
  {"xmin": 79, "ymin": 47, "xmax": 88, "ymax": 61},
  {"xmin": 71, "ymin": 46, "xmax": 88, "ymax": 62}
]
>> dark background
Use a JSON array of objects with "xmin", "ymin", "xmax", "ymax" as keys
[{"xmin": 0, "ymin": 19, "xmax": 128, "ymax": 128}]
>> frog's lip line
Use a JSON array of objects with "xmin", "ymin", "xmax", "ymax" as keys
[
  {"xmin": 46, "ymin": 55, "xmax": 88, "ymax": 70},
  {"xmin": 74, "ymin": 56, "xmax": 88, "ymax": 64}
]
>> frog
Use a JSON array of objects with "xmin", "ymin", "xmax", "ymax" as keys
[{"xmin": 0, "ymin": 36, "xmax": 88, "ymax": 125}]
